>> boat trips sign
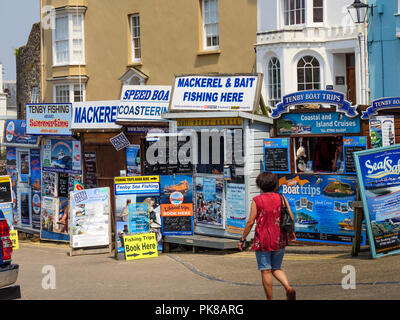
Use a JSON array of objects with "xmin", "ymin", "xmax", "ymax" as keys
[
  {"xmin": 279, "ymin": 174, "xmax": 363, "ymax": 245},
  {"xmin": 170, "ymin": 74, "xmax": 261, "ymax": 112}
]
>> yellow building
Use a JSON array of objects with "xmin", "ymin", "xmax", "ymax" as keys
[{"xmin": 40, "ymin": 0, "xmax": 258, "ymax": 103}]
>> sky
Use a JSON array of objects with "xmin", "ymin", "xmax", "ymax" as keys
[{"xmin": 0, "ymin": 0, "xmax": 40, "ymax": 81}]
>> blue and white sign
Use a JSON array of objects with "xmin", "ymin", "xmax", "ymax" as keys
[
  {"xmin": 118, "ymin": 85, "xmax": 171, "ymax": 121},
  {"xmin": 26, "ymin": 103, "xmax": 72, "ymax": 136},
  {"xmin": 270, "ymin": 90, "xmax": 357, "ymax": 119},
  {"xmin": 277, "ymin": 112, "xmax": 360, "ymax": 136},
  {"xmin": 170, "ymin": 74, "xmax": 261, "ymax": 111},
  {"xmin": 362, "ymin": 97, "xmax": 400, "ymax": 120},
  {"xmin": 354, "ymin": 145, "xmax": 400, "ymax": 258},
  {"xmin": 72, "ymin": 101, "xmax": 122, "ymax": 130}
]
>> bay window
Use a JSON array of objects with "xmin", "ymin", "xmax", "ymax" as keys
[{"xmin": 53, "ymin": 13, "xmax": 85, "ymax": 66}]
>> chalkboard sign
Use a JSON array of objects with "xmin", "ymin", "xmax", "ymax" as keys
[
  {"xmin": 263, "ymin": 139, "xmax": 291, "ymax": 174},
  {"xmin": 343, "ymin": 137, "xmax": 367, "ymax": 175},
  {"xmin": 162, "ymin": 216, "xmax": 193, "ymax": 235},
  {"xmin": 0, "ymin": 176, "xmax": 12, "ymax": 203},
  {"xmin": 58, "ymin": 173, "xmax": 69, "ymax": 198}
]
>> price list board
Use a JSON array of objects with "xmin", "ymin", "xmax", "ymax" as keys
[{"xmin": 263, "ymin": 139, "xmax": 291, "ymax": 174}]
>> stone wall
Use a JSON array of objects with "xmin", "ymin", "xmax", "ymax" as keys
[{"xmin": 16, "ymin": 22, "xmax": 41, "ymax": 119}]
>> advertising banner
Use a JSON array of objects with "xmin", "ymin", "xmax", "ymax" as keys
[
  {"xmin": 354, "ymin": 145, "xmax": 400, "ymax": 258},
  {"xmin": 26, "ymin": 103, "xmax": 72, "ymax": 136},
  {"xmin": 126, "ymin": 145, "xmax": 141, "ymax": 176},
  {"xmin": 226, "ymin": 183, "xmax": 246, "ymax": 235},
  {"xmin": 40, "ymin": 196, "xmax": 70, "ymax": 242},
  {"xmin": 42, "ymin": 139, "xmax": 82, "ymax": 175},
  {"xmin": 195, "ymin": 177, "xmax": 224, "ymax": 229},
  {"xmin": 119, "ymin": 85, "xmax": 170, "ymax": 121},
  {"xmin": 279, "ymin": 175, "xmax": 363, "ymax": 245},
  {"xmin": 3, "ymin": 120, "xmax": 39, "ymax": 145},
  {"xmin": 6, "ymin": 148, "xmax": 18, "ymax": 226},
  {"xmin": 114, "ymin": 176, "xmax": 162, "ymax": 253},
  {"xmin": 70, "ymin": 188, "xmax": 111, "ymax": 248},
  {"xmin": 263, "ymin": 139, "xmax": 291, "ymax": 174},
  {"xmin": 30, "ymin": 149, "xmax": 41, "ymax": 230},
  {"xmin": 369, "ymin": 115, "xmax": 395, "ymax": 149},
  {"xmin": 71, "ymin": 100, "xmax": 122, "ymax": 130},
  {"xmin": 170, "ymin": 74, "xmax": 261, "ymax": 112},
  {"xmin": 276, "ymin": 112, "xmax": 360, "ymax": 136},
  {"xmin": 160, "ymin": 175, "xmax": 194, "ymax": 236}
]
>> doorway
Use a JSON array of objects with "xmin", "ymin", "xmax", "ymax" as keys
[{"xmin": 346, "ymin": 53, "xmax": 356, "ymax": 105}]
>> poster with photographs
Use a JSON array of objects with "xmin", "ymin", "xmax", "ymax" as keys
[
  {"xmin": 114, "ymin": 176, "xmax": 162, "ymax": 253},
  {"xmin": 195, "ymin": 176, "xmax": 224, "ymax": 228},
  {"xmin": 126, "ymin": 145, "xmax": 141, "ymax": 176},
  {"xmin": 42, "ymin": 171, "xmax": 58, "ymax": 197},
  {"xmin": 70, "ymin": 188, "xmax": 111, "ymax": 249}
]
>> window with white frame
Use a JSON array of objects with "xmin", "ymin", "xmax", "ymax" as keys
[
  {"xmin": 267, "ymin": 57, "xmax": 281, "ymax": 107},
  {"xmin": 202, "ymin": 0, "xmax": 219, "ymax": 49},
  {"xmin": 53, "ymin": 13, "xmax": 85, "ymax": 66},
  {"xmin": 283, "ymin": 0, "xmax": 305, "ymax": 26},
  {"xmin": 130, "ymin": 14, "xmax": 141, "ymax": 62},
  {"xmin": 297, "ymin": 56, "xmax": 320, "ymax": 91},
  {"xmin": 31, "ymin": 87, "xmax": 39, "ymax": 103},
  {"xmin": 313, "ymin": 0, "xmax": 323, "ymax": 23},
  {"xmin": 54, "ymin": 83, "xmax": 85, "ymax": 103}
]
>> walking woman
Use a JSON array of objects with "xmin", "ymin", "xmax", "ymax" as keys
[{"xmin": 238, "ymin": 172, "xmax": 296, "ymax": 300}]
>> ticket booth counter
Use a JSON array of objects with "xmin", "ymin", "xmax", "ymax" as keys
[{"xmin": 163, "ymin": 111, "xmax": 273, "ymax": 240}]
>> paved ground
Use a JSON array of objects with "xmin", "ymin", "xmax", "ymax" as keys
[{"xmin": 10, "ymin": 240, "xmax": 400, "ymax": 300}]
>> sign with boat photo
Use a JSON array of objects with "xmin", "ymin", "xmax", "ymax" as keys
[
  {"xmin": 279, "ymin": 175, "xmax": 365, "ymax": 245},
  {"xmin": 354, "ymin": 144, "xmax": 400, "ymax": 258}
]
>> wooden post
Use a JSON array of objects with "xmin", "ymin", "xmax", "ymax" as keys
[{"xmin": 351, "ymin": 187, "xmax": 364, "ymax": 257}]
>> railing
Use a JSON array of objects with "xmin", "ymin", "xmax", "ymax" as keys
[{"xmin": 257, "ymin": 25, "xmax": 359, "ymax": 44}]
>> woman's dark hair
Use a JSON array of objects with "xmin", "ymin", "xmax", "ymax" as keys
[{"xmin": 256, "ymin": 172, "xmax": 278, "ymax": 192}]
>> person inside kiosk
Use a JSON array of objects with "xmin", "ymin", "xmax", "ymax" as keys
[{"xmin": 295, "ymin": 136, "xmax": 344, "ymax": 174}]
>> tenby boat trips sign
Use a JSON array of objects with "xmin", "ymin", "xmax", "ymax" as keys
[{"xmin": 269, "ymin": 90, "xmax": 357, "ymax": 119}]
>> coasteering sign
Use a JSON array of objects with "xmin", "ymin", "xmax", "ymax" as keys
[
  {"xmin": 170, "ymin": 74, "xmax": 261, "ymax": 111},
  {"xmin": 118, "ymin": 85, "xmax": 170, "ymax": 121},
  {"xmin": 269, "ymin": 90, "xmax": 357, "ymax": 119},
  {"xmin": 362, "ymin": 97, "xmax": 400, "ymax": 120}
]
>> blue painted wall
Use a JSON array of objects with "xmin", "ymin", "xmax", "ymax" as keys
[{"xmin": 368, "ymin": 0, "xmax": 400, "ymax": 100}]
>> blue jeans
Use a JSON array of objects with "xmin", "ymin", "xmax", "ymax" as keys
[{"xmin": 255, "ymin": 249, "xmax": 285, "ymax": 271}]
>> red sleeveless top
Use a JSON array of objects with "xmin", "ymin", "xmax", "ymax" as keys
[{"xmin": 251, "ymin": 193, "xmax": 288, "ymax": 252}]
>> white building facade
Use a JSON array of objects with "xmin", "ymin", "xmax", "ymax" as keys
[
  {"xmin": 0, "ymin": 63, "xmax": 7, "ymax": 116},
  {"xmin": 256, "ymin": 0, "xmax": 369, "ymax": 107}
]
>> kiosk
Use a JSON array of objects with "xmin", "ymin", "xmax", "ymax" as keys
[
  {"xmin": 161, "ymin": 73, "xmax": 273, "ymax": 247},
  {"xmin": 269, "ymin": 90, "xmax": 369, "ymax": 245}
]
